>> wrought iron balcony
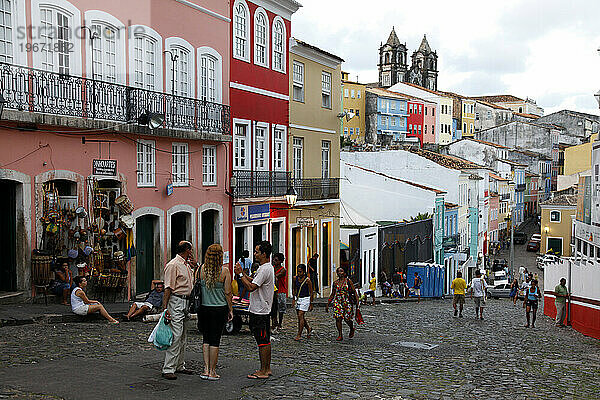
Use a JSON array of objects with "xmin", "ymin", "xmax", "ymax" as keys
[
  {"xmin": 232, "ymin": 170, "xmax": 339, "ymax": 201},
  {"xmin": 515, "ymin": 183, "xmax": 526, "ymax": 192},
  {"xmin": 0, "ymin": 62, "xmax": 230, "ymax": 135}
]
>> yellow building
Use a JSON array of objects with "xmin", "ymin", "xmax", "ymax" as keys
[
  {"xmin": 461, "ymin": 99, "xmax": 476, "ymax": 138},
  {"xmin": 564, "ymin": 133, "xmax": 597, "ymax": 176},
  {"xmin": 341, "ymin": 72, "xmax": 367, "ymax": 143},
  {"xmin": 540, "ymin": 195, "xmax": 577, "ymax": 256},
  {"xmin": 289, "ymin": 38, "xmax": 343, "ymax": 297}
]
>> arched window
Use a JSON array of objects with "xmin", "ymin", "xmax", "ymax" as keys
[
  {"xmin": 272, "ymin": 17, "xmax": 286, "ymax": 73},
  {"xmin": 197, "ymin": 46, "xmax": 223, "ymax": 104},
  {"xmin": 165, "ymin": 37, "xmax": 195, "ymax": 98},
  {"xmin": 85, "ymin": 11, "xmax": 127, "ymax": 85},
  {"xmin": 129, "ymin": 25, "xmax": 162, "ymax": 92},
  {"xmin": 254, "ymin": 8, "xmax": 269, "ymax": 67},
  {"xmin": 385, "ymin": 53, "xmax": 389, "ymax": 63},
  {"xmin": 233, "ymin": 0, "xmax": 249, "ymax": 62}
]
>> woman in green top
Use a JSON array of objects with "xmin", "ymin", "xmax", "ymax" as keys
[{"xmin": 197, "ymin": 244, "xmax": 233, "ymax": 380}]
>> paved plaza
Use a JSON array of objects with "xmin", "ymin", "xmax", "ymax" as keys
[{"xmin": 1, "ymin": 296, "xmax": 599, "ymax": 400}]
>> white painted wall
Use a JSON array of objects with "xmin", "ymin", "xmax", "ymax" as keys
[{"xmin": 341, "ymin": 150, "xmax": 461, "ymax": 204}]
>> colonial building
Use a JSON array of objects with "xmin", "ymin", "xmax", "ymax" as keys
[
  {"xmin": 289, "ymin": 38, "xmax": 343, "ymax": 297},
  {"xmin": 341, "ymin": 72, "xmax": 367, "ymax": 144},
  {"xmin": 378, "ymin": 28, "xmax": 438, "ymax": 91},
  {"xmin": 229, "ymin": 0, "xmax": 301, "ymax": 275},
  {"xmin": 0, "ymin": 0, "xmax": 231, "ymax": 298},
  {"xmin": 471, "ymin": 95, "xmax": 544, "ymax": 117}
]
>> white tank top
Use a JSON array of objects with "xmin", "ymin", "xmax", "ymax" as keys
[{"xmin": 71, "ymin": 288, "xmax": 86, "ymax": 311}]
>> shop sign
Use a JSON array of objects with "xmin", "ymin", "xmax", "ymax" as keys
[
  {"xmin": 235, "ymin": 205, "xmax": 249, "ymax": 223},
  {"xmin": 92, "ymin": 159, "xmax": 117, "ymax": 176},
  {"xmin": 249, "ymin": 204, "xmax": 270, "ymax": 221},
  {"xmin": 297, "ymin": 217, "xmax": 314, "ymax": 227},
  {"xmin": 166, "ymin": 183, "xmax": 174, "ymax": 196}
]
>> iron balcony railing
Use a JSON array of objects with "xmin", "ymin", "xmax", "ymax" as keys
[
  {"xmin": 232, "ymin": 170, "xmax": 340, "ymax": 201},
  {"xmin": 0, "ymin": 62, "xmax": 230, "ymax": 135}
]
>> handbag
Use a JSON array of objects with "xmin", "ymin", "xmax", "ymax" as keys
[
  {"xmin": 188, "ymin": 279, "xmax": 203, "ymax": 314},
  {"xmin": 355, "ymin": 308, "xmax": 365, "ymax": 325}
]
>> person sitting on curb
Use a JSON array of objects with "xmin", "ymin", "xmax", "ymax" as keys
[
  {"xmin": 125, "ymin": 280, "xmax": 165, "ymax": 321},
  {"xmin": 50, "ymin": 262, "xmax": 72, "ymax": 305},
  {"xmin": 71, "ymin": 276, "xmax": 119, "ymax": 324}
]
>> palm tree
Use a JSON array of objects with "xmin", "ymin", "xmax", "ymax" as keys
[{"xmin": 410, "ymin": 212, "xmax": 432, "ymax": 222}]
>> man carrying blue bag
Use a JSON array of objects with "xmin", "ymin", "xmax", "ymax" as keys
[{"xmin": 160, "ymin": 241, "xmax": 196, "ymax": 380}]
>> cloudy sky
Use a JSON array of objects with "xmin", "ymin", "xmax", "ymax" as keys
[{"xmin": 292, "ymin": 0, "xmax": 600, "ymax": 115}]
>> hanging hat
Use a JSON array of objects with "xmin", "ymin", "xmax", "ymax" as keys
[
  {"xmin": 83, "ymin": 246, "xmax": 93, "ymax": 256},
  {"xmin": 75, "ymin": 206, "xmax": 87, "ymax": 218},
  {"xmin": 68, "ymin": 249, "xmax": 78, "ymax": 259},
  {"xmin": 120, "ymin": 214, "xmax": 134, "ymax": 229}
]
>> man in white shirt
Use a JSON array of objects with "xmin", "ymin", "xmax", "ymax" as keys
[
  {"xmin": 234, "ymin": 241, "xmax": 274, "ymax": 380},
  {"xmin": 469, "ymin": 270, "xmax": 487, "ymax": 320}
]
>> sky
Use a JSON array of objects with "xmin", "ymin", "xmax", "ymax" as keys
[{"xmin": 291, "ymin": 0, "xmax": 600, "ymax": 116}]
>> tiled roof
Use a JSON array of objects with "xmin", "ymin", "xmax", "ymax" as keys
[
  {"xmin": 466, "ymin": 138, "xmax": 508, "ymax": 149},
  {"xmin": 471, "ymin": 95, "xmax": 524, "ymax": 103},
  {"xmin": 498, "ymin": 159, "xmax": 527, "ymax": 167},
  {"xmin": 445, "ymin": 202, "xmax": 458, "ymax": 209},
  {"xmin": 393, "ymin": 81, "xmax": 444, "ymax": 97},
  {"xmin": 511, "ymin": 148, "xmax": 551, "ymax": 160},
  {"xmin": 540, "ymin": 109, "xmax": 600, "ymax": 121},
  {"xmin": 409, "ymin": 148, "xmax": 485, "ymax": 170},
  {"xmin": 541, "ymin": 194, "xmax": 578, "ymax": 207},
  {"xmin": 345, "ymin": 163, "xmax": 446, "ymax": 194},
  {"xmin": 513, "ymin": 112, "xmax": 540, "ymax": 119},
  {"xmin": 525, "ymin": 172, "xmax": 540, "ymax": 177},
  {"xmin": 489, "ymin": 173, "xmax": 508, "ymax": 181},
  {"xmin": 366, "ymin": 87, "xmax": 431, "ymax": 103}
]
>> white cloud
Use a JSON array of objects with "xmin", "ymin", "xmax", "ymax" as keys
[{"xmin": 292, "ymin": 0, "xmax": 600, "ymax": 115}]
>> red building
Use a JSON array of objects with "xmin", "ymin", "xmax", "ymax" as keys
[
  {"xmin": 229, "ymin": 0, "xmax": 301, "ymax": 265},
  {"xmin": 407, "ymin": 99, "xmax": 425, "ymax": 145}
]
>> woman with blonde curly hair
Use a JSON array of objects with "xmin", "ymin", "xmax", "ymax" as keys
[{"xmin": 197, "ymin": 243, "xmax": 233, "ymax": 380}]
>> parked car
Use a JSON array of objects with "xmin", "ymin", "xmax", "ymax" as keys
[
  {"xmin": 513, "ymin": 232, "xmax": 527, "ymax": 244},
  {"xmin": 530, "ymin": 233, "xmax": 541, "ymax": 242},
  {"xmin": 537, "ymin": 254, "xmax": 560, "ymax": 270},
  {"xmin": 488, "ymin": 283, "xmax": 512, "ymax": 299},
  {"xmin": 527, "ymin": 240, "xmax": 540, "ymax": 252}
]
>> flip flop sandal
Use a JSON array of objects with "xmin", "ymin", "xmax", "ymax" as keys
[
  {"xmin": 247, "ymin": 373, "xmax": 268, "ymax": 379},
  {"xmin": 207, "ymin": 376, "xmax": 220, "ymax": 381},
  {"xmin": 200, "ymin": 375, "xmax": 209, "ymax": 380}
]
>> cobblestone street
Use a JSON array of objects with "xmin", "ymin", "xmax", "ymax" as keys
[{"xmin": 1, "ymin": 296, "xmax": 599, "ymax": 400}]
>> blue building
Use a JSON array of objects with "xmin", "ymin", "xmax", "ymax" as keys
[{"xmin": 366, "ymin": 88, "xmax": 409, "ymax": 144}]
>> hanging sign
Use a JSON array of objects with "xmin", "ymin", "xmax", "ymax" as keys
[
  {"xmin": 248, "ymin": 204, "xmax": 270, "ymax": 221},
  {"xmin": 92, "ymin": 159, "xmax": 117, "ymax": 176},
  {"xmin": 297, "ymin": 217, "xmax": 314, "ymax": 227},
  {"xmin": 166, "ymin": 183, "xmax": 174, "ymax": 196}
]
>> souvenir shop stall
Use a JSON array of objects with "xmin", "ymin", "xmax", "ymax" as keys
[{"xmin": 32, "ymin": 178, "xmax": 136, "ymax": 302}]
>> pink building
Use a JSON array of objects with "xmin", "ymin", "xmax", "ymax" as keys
[
  {"xmin": 0, "ymin": 0, "xmax": 231, "ymax": 298},
  {"xmin": 488, "ymin": 194, "xmax": 499, "ymax": 244},
  {"xmin": 422, "ymin": 100, "xmax": 436, "ymax": 144}
]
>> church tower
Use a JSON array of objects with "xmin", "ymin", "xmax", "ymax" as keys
[
  {"xmin": 378, "ymin": 27, "xmax": 407, "ymax": 88},
  {"xmin": 407, "ymin": 35, "xmax": 438, "ymax": 91}
]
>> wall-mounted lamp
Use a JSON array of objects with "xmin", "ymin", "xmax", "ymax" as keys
[
  {"xmin": 544, "ymin": 226, "xmax": 549, "ymax": 233},
  {"xmin": 285, "ymin": 186, "xmax": 297, "ymax": 207}
]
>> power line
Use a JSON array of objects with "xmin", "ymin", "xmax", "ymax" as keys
[{"xmin": 0, "ymin": 144, "xmax": 49, "ymax": 168}]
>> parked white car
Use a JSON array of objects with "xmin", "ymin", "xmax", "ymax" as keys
[{"xmin": 537, "ymin": 254, "xmax": 559, "ymax": 270}]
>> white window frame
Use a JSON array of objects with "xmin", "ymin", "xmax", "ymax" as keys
[
  {"xmin": 271, "ymin": 16, "xmax": 286, "ymax": 73},
  {"xmin": 292, "ymin": 61, "xmax": 304, "ymax": 102},
  {"xmin": 351, "ymin": 89, "xmax": 355, "ymax": 98},
  {"xmin": 128, "ymin": 25, "xmax": 163, "ymax": 92},
  {"xmin": 137, "ymin": 139, "xmax": 155, "ymax": 187},
  {"xmin": 343, "ymin": 127, "xmax": 348, "ymax": 136},
  {"xmin": 344, "ymin": 88, "xmax": 349, "ymax": 98},
  {"xmin": 322, "ymin": 71, "xmax": 332, "ymax": 109},
  {"xmin": 233, "ymin": 0, "xmax": 250, "ymax": 62},
  {"xmin": 172, "ymin": 142, "xmax": 189, "ymax": 187},
  {"xmin": 84, "ymin": 11, "xmax": 126, "ymax": 85},
  {"xmin": 165, "ymin": 37, "xmax": 195, "ymax": 98},
  {"xmin": 253, "ymin": 7, "xmax": 269, "ymax": 68},
  {"xmin": 233, "ymin": 118, "xmax": 251, "ymax": 171},
  {"xmin": 253, "ymin": 122, "xmax": 269, "ymax": 171},
  {"xmin": 202, "ymin": 145, "xmax": 217, "ymax": 186},
  {"xmin": 550, "ymin": 210, "xmax": 561, "ymax": 223},
  {"xmin": 271, "ymin": 124, "xmax": 287, "ymax": 172},
  {"xmin": 32, "ymin": 0, "xmax": 82, "ymax": 75},
  {"xmin": 293, "ymin": 137, "xmax": 303, "ymax": 179},
  {"xmin": 321, "ymin": 140, "xmax": 331, "ymax": 179},
  {"xmin": 0, "ymin": 0, "xmax": 26, "ymax": 65},
  {"xmin": 197, "ymin": 46, "xmax": 223, "ymax": 104}
]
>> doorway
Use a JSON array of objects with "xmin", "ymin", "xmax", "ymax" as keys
[
  {"xmin": 271, "ymin": 221, "xmax": 281, "ymax": 254},
  {"xmin": 547, "ymin": 237, "xmax": 563, "ymax": 256},
  {"xmin": 171, "ymin": 212, "xmax": 191, "ymax": 259},
  {"xmin": 321, "ymin": 222, "xmax": 330, "ymax": 287},
  {"xmin": 291, "ymin": 227, "xmax": 301, "ymax": 273},
  {"xmin": 0, "ymin": 180, "xmax": 17, "ymax": 292},
  {"xmin": 201, "ymin": 209, "xmax": 218, "ymax": 262},
  {"xmin": 253, "ymin": 224, "xmax": 265, "ymax": 249},
  {"xmin": 235, "ymin": 226, "xmax": 247, "ymax": 263},
  {"xmin": 136, "ymin": 215, "xmax": 157, "ymax": 295}
]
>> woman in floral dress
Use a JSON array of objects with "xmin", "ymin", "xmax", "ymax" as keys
[{"xmin": 326, "ymin": 267, "xmax": 358, "ymax": 341}]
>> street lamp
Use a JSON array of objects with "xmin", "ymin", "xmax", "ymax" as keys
[
  {"xmin": 80, "ymin": 26, "xmax": 99, "ymax": 118},
  {"xmin": 285, "ymin": 186, "xmax": 298, "ymax": 207},
  {"xmin": 164, "ymin": 50, "xmax": 179, "ymax": 127}
]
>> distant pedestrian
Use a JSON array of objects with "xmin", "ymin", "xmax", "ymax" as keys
[
  {"xmin": 509, "ymin": 278, "xmax": 519, "ymax": 306},
  {"xmin": 412, "ymin": 272, "xmax": 422, "ymax": 302},
  {"xmin": 272, "ymin": 253, "xmax": 287, "ymax": 332},
  {"xmin": 391, "ymin": 269, "xmax": 401, "ymax": 297},
  {"xmin": 364, "ymin": 272, "xmax": 377, "ymax": 305},
  {"xmin": 308, "ymin": 253, "xmax": 319, "ymax": 295},
  {"xmin": 451, "ymin": 271, "xmax": 467, "ymax": 317},
  {"xmin": 161, "ymin": 241, "xmax": 196, "ymax": 380},
  {"xmin": 292, "ymin": 264, "xmax": 313, "ymax": 341},
  {"xmin": 234, "ymin": 241, "xmax": 274, "ymax": 380},
  {"xmin": 469, "ymin": 270, "xmax": 487, "ymax": 320},
  {"xmin": 326, "ymin": 266, "xmax": 358, "ymax": 341},
  {"xmin": 525, "ymin": 279, "xmax": 541, "ymax": 328},
  {"xmin": 554, "ymin": 278, "xmax": 569, "ymax": 327}
]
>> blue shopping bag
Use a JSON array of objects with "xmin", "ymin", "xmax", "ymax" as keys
[{"xmin": 151, "ymin": 311, "xmax": 173, "ymax": 351}]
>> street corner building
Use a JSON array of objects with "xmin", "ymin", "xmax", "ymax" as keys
[{"xmin": 0, "ymin": 0, "xmax": 233, "ymax": 299}]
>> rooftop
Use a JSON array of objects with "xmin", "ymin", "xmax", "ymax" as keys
[
  {"xmin": 513, "ymin": 112, "xmax": 540, "ymax": 119},
  {"xmin": 445, "ymin": 202, "xmax": 458, "ymax": 209},
  {"xmin": 470, "ymin": 98, "xmax": 511, "ymax": 111},
  {"xmin": 498, "ymin": 159, "xmax": 527, "ymax": 167},
  {"xmin": 464, "ymin": 138, "xmax": 508, "ymax": 149},
  {"xmin": 541, "ymin": 194, "xmax": 578, "ymax": 207},
  {"xmin": 489, "ymin": 173, "xmax": 508, "ymax": 181},
  {"xmin": 345, "ymin": 162, "xmax": 446, "ymax": 194},
  {"xmin": 291, "ymin": 38, "xmax": 345, "ymax": 63},
  {"xmin": 471, "ymin": 95, "xmax": 524, "ymax": 103},
  {"xmin": 409, "ymin": 148, "xmax": 486, "ymax": 170},
  {"xmin": 367, "ymin": 87, "xmax": 433, "ymax": 104}
]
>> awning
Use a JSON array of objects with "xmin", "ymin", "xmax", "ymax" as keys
[{"xmin": 340, "ymin": 241, "xmax": 349, "ymax": 250}]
